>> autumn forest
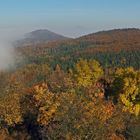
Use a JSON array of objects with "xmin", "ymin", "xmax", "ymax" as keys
[{"xmin": 0, "ymin": 29, "xmax": 140, "ymax": 140}]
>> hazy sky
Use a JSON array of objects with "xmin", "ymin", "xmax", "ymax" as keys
[{"xmin": 0, "ymin": 0, "xmax": 140, "ymax": 38}]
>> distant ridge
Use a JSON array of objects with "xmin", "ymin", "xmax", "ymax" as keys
[
  {"xmin": 80, "ymin": 28, "xmax": 140, "ymax": 37},
  {"xmin": 17, "ymin": 29, "xmax": 69, "ymax": 46},
  {"xmin": 77, "ymin": 28, "xmax": 140, "ymax": 44},
  {"xmin": 16, "ymin": 28, "xmax": 140, "ymax": 69},
  {"xmin": 16, "ymin": 28, "xmax": 140, "ymax": 50}
]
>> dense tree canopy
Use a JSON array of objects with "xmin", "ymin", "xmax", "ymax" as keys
[{"xmin": 0, "ymin": 58, "xmax": 139, "ymax": 139}]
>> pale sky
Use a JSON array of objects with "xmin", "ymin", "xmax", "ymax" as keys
[{"xmin": 0, "ymin": 0, "xmax": 140, "ymax": 41}]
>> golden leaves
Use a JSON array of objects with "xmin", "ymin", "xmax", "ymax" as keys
[
  {"xmin": 74, "ymin": 59, "xmax": 103, "ymax": 87},
  {"xmin": 0, "ymin": 93, "xmax": 23, "ymax": 126},
  {"xmin": 113, "ymin": 68, "xmax": 140, "ymax": 116},
  {"xmin": 32, "ymin": 83, "xmax": 60, "ymax": 126}
]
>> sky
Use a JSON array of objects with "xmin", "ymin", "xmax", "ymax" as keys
[{"xmin": 0, "ymin": 0, "xmax": 140, "ymax": 39}]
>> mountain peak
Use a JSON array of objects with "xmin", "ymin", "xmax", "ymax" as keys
[
  {"xmin": 28, "ymin": 29, "xmax": 56, "ymax": 35},
  {"xmin": 17, "ymin": 29, "xmax": 69, "ymax": 46}
]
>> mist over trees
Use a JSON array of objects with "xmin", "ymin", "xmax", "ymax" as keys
[
  {"xmin": 0, "ymin": 42, "xmax": 15, "ymax": 70},
  {"xmin": 0, "ymin": 29, "xmax": 140, "ymax": 140}
]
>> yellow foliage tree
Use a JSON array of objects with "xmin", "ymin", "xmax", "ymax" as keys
[
  {"xmin": 0, "ymin": 93, "xmax": 23, "ymax": 126},
  {"xmin": 74, "ymin": 59, "xmax": 103, "ymax": 87},
  {"xmin": 32, "ymin": 83, "xmax": 60, "ymax": 126},
  {"xmin": 113, "ymin": 67, "xmax": 140, "ymax": 116}
]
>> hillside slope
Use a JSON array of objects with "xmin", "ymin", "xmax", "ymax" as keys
[
  {"xmin": 17, "ymin": 29, "xmax": 69, "ymax": 46},
  {"xmin": 16, "ymin": 28, "xmax": 140, "ymax": 69}
]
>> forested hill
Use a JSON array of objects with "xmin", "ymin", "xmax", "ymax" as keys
[
  {"xmin": 16, "ymin": 29, "xmax": 69, "ymax": 46},
  {"xmin": 16, "ymin": 28, "xmax": 140, "ymax": 69},
  {"xmin": 1, "ymin": 28, "xmax": 140, "ymax": 139},
  {"xmin": 78, "ymin": 28, "xmax": 140, "ymax": 45}
]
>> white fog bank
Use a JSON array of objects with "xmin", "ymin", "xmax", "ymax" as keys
[{"xmin": 0, "ymin": 43, "xmax": 15, "ymax": 70}]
